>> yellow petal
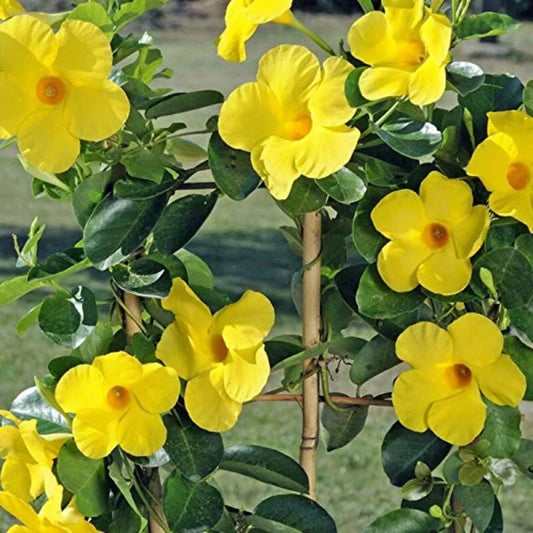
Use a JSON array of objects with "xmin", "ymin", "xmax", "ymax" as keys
[
  {"xmin": 427, "ymin": 383, "xmax": 486, "ymax": 446},
  {"xmin": 132, "ymin": 364, "xmax": 180, "ymax": 414},
  {"xmin": 474, "ymin": 355, "xmax": 526, "ymax": 406},
  {"xmin": 408, "ymin": 57, "xmax": 446, "ymax": 105},
  {"xmin": 466, "ymin": 132, "xmax": 517, "ymax": 193},
  {"xmin": 223, "ymin": 345, "xmax": 270, "ymax": 402},
  {"xmin": 56, "ymin": 364, "xmax": 107, "ymax": 414},
  {"xmin": 307, "ymin": 57, "xmax": 355, "ymax": 127},
  {"xmin": 372, "ymin": 189, "xmax": 426, "ymax": 240},
  {"xmin": 55, "ymin": 20, "xmax": 112, "ymax": 77},
  {"xmin": 117, "ymin": 407, "xmax": 166, "ymax": 457},
  {"xmin": 162, "ymin": 277, "xmax": 212, "ymax": 325},
  {"xmin": 392, "ymin": 368, "xmax": 453, "ymax": 432},
  {"xmin": 420, "ymin": 13, "xmax": 451, "ymax": 65},
  {"xmin": 359, "ymin": 67, "xmax": 410, "ymax": 101},
  {"xmin": 93, "ymin": 351, "xmax": 143, "ymax": 386},
  {"xmin": 489, "ymin": 190, "xmax": 533, "ymax": 232},
  {"xmin": 0, "ymin": 425, "xmax": 25, "ymax": 457},
  {"xmin": 447, "ymin": 314, "xmax": 503, "ymax": 367},
  {"xmin": 452, "ymin": 205, "xmax": 490, "ymax": 259},
  {"xmin": 347, "ymin": 11, "xmax": 397, "ymax": 66},
  {"xmin": 487, "ymin": 110, "xmax": 533, "ymax": 155},
  {"xmin": 185, "ymin": 367, "xmax": 242, "ymax": 432},
  {"xmin": 396, "ymin": 321, "xmax": 453, "ymax": 368},
  {"xmin": 417, "ymin": 245, "xmax": 471, "ymax": 295},
  {"xmin": 72, "ymin": 410, "xmax": 118, "ymax": 459},
  {"xmin": 244, "ymin": 0, "xmax": 292, "ymax": 24},
  {"xmin": 0, "ymin": 0, "xmax": 25, "ymax": 20},
  {"xmin": 0, "ymin": 73, "xmax": 36, "ymax": 136},
  {"xmin": 377, "ymin": 240, "xmax": 430, "ymax": 292},
  {"xmin": 384, "ymin": 0, "xmax": 425, "ymax": 37},
  {"xmin": 420, "ymin": 172, "xmax": 474, "ymax": 225},
  {"xmin": 0, "ymin": 491, "xmax": 40, "ymax": 528},
  {"xmin": 216, "ymin": 20, "xmax": 255, "ymax": 63},
  {"xmin": 213, "ymin": 290, "xmax": 274, "ymax": 345},
  {"xmin": 63, "ymin": 78, "xmax": 129, "ymax": 142},
  {"xmin": 1, "ymin": 456, "xmax": 33, "ymax": 501},
  {"xmin": 257, "ymin": 45, "xmax": 321, "ymax": 106},
  {"xmin": 19, "ymin": 420, "xmax": 69, "ymax": 468},
  {"xmin": 17, "ymin": 108, "xmax": 80, "ymax": 173}
]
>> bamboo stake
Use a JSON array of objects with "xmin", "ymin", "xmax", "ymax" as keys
[{"xmin": 299, "ymin": 211, "xmax": 322, "ymax": 500}]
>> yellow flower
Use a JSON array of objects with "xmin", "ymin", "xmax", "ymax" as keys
[
  {"xmin": 392, "ymin": 314, "xmax": 526, "ymax": 446},
  {"xmin": 0, "ymin": 0, "xmax": 24, "ymax": 20},
  {"xmin": 371, "ymin": 171, "xmax": 490, "ymax": 295},
  {"xmin": 156, "ymin": 278, "xmax": 275, "ymax": 432},
  {"xmin": 0, "ymin": 411, "xmax": 69, "ymax": 501},
  {"xmin": 217, "ymin": 0, "xmax": 293, "ymax": 62},
  {"xmin": 55, "ymin": 352, "xmax": 180, "ymax": 459},
  {"xmin": 0, "ymin": 483, "xmax": 101, "ymax": 532},
  {"xmin": 218, "ymin": 44, "xmax": 360, "ymax": 200},
  {"xmin": 0, "ymin": 14, "xmax": 130, "ymax": 173},
  {"xmin": 347, "ymin": 0, "xmax": 452, "ymax": 105},
  {"xmin": 467, "ymin": 110, "xmax": 533, "ymax": 231}
]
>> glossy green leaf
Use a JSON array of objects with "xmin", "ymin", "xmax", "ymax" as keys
[
  {"xmin": 114, "ymin": 0, "xmax": 168, "ymax": 29},
  {"xmin": 146, "ymin": 90, "xmax": 223, "ymax": 118},
  {"xmin": 73, "ymin": 321, "xmax": 114, "ymax": 363},
  {"xmin": 114, "ymin": 174, "xmax": 177, "ymax": 200},
  {"xmin": 382, "ymin": 422, "xmax": 451, "ymax": 487},
  {"xmin": 525, "ymin": 80, "xmax": 533, "ymax": 116},
  {"xmin": 321, "ymin": 398, "xmax": 369, "ymax": 451},
  {"xmin": 479, "ymin": 401, "xmax": 521, "ymax": 458},
  {"xmin": 27, "ymin": 248, "xmax": 86, "ymax": 281},
  {"xmin": 16, "ymin": 303, "xmax": 41, "ymax": 336},
  {"xmin": 220, "ymin": 445, "xmax": 309, "ymax": 494},
  {"xmin": 454, "ymin": 481, "xmax": 495, "ymax": 533},
  {"xmin": 48, "ymin": 356, "xmax": 84, "ymax": 380},
  {"xmin": 72, "ymin": 172, "xmax": 111, "ymax": 228},
  {"xmin": 349, "ymin": 334, "xmax": 399, "ymax": 386},
  {"xmin": 68, "ymin": 2, "xmax": 113, "ymax": 34},
  {"xmin": 456, "ymin": 12, "xmax": 519, "ymax": 40},
  {"xmin": 329, "ymin": 336, "xmax": 367, "ymax": 360},
  {"xmin": 503, "ymin": 336, "xmax": 533, "ymax": 401},
  {"xmin": 264, "ymin": 336, "xmax": 302, "ymax": 368},
  {"xmin": 511, "ymin": 439, "xmax": 533, "ymax": 480},
  {"xmin": 122, "ymin": 148, "xmax": 165, "ymax": 183},
  {"xmin": 112, "ymin": 258, "xmax": 172, "ymax": 298},
  {"xmin": 278, "ymin": 177, "xmax": 328, "ymax": 215},
  {"xmin": 363, "ymin": 509, "xmax": 439, "ymax": 533},
  {"xmin": 315, "ymin": 167, "xmax": 367, "ymax": 204},
  {"xmin": 485, "ymin": 498, "xmax": 503, "ymax": 533},
  {"xmin": 176, "ymin": 250, "xmax": 214, "ymax": 289},
  {"xmin": 446, "ymin": 61, "xmax": 485, "ymax": 96},
  {"xmin": 345, "ymin": 67, "xmax": 370, "ymax": 108},
  {"xmin": 375, "ymin": 120, "xmax": 442, "ymax": 159}
]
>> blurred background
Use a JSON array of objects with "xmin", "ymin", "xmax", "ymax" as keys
[{"xmin": 0, "ymin": 1, "xmax": 532, "ymax": 531}]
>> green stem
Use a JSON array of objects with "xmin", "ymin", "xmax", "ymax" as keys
[
  {"xmin": 320, "ymin": 361, "xmax": 345, "ymax": 412},
  {"xmin": 290, "ymin": 17, "xmax": 336, "ymax": 56},
  {"xmin": 361, "ymin": 99, "xmax": 404, "ymax": 139}
]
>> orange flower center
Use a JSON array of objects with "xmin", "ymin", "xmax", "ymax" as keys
[
  {"xmin": 398, "ymin": 39, "xmax": 426, "ymax": 68},
  {"xmin": 36, "ymin": 76, "xmax": 66, "ymax": 105},
  {"xmin": 106, "ymin": 386, "xmax": 131, "ymax": 410},
  {"xmin": 423, "ymin": 223, "xmax": 449, "ymax": 249},
  {"xmin": 445, "ymin": 364, "xmax": 472, "ymax": 389},
  {"xmin": 210, "ymin": 334, "xmax": 228, "ymax": 363},
  {"xmin": 284, "ymin": 114, "xmax": 312, "ymax": 140},
  {"xmin": 506, "ymin": 162, "xmax": 530, "ymax": 190}
]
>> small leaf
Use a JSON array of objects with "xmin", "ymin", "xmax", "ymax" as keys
[
  {"xmin": 146, "ymin": 90, "xmax": 224, "ymax": 118},
  {"xmin": 315, "ymin": 167, "xmax": 367, "ymax": 204},
  {"xmin": 345, "ymin": 67, "xmax": 370, "ymax": 108},
  {"xmin": 446, "ymin": 61, "xmax": 485, "ymax": 96},
  {"xmin": 479, "ymin": 400, "xmax": 521, "ymax": 458},
  {"xmin": 68, "ymin": 2, "xmax": 113, "ymax": 35},
  {"xmin": 176, "ymin": 249, "xmax": 214, "ymax": 289},
  {"xmin": 375, "ymin": 120, "xmax": 442, "ymax": 159},
  {"xmin": 16, "ymin": 304, "xmax": 41, "ymax": 336},
  {"xmin": 122, "ymin": 148, "xmax": 165, "ymax": 183},
  {"xmin": 401, "ymin": 479, "xmax": 433, "ymax": 502},
  {"xmin": 454, "ymin": 481, "xmax": 495, "ymax": 533},
  {"xmin": 321, "ymin": 398, "xmax": 368, "ymax": 451},
  {"xmin": 349, "ymin": 335, "xmax": 399, "ymax": 386},
  {"xmin": 363, "ymin": 509, "xmax": 439, "ymax": 533},
  {"xmin": 167, "ymin": 137, "xmax": 208, "ymax": 163},
  {"xmin": 456, "ymin": 12, "xmax": 519, "ymax": 41},
  {"xmin": 278, "ymin": 177, "xmax": 328, "ymax": 215},
  {"xmin": 111, "ymin": 258, "xmax": 172, "ymax": 298}
]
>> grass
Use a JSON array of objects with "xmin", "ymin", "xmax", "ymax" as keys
[{"xmin": 1, "ymin": 13, "xmax": 533, "ymax": 532}]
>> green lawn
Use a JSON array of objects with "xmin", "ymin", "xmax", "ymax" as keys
[{"xmin": 1, "ymin": 13, "xmax": 532, "ymax": 532}]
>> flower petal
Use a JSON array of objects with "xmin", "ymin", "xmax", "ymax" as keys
[
  {"xmin": 489, "ymin": 190, "xmax": 533, "ymax": 232},
  {"xmin": 1, "ymin": 456, "xmax": 33, "ymax": 501},
  {"xmin": 185, "ymin": 367, "xmax": 242, "ymax": 432},
  {"xmin": 0, "ymin": 491, "xmax": 40, "ymax": 528},
  {"xmin": 408, "ymin": 57, "xmax": 446, "ymax": 105},
  {"xmin": 383, "ymin": 0, "xmax": 425, "ymax": 37},
  {"xmin": 223, "ymin": 345, "xmax": 270, "ymax": 403},
  {"xmin": 0, "ymin": 0, "xmax": 25, "ymax": 20},
  {"xmin": 359, "ymin": 67, "xmax": 411, "ymax": 101},
  {"xmin": 217, "ymin": 0, "xmax": 256, "ymax": 62},
  {"xmin": 447, "ymin": 313, "xmax": 503, "ymax": 367},
  {"xmin": 487, "ymin": 110, "xmax": 533, "ymax": 155},
  {"xmin": 56, "ymin": 364, "xmax": 107, "ymax": 414},
  {"xmin": 420, "ymin": 13, "xmax": 452, "ymax": 65},
  {"xmin": 72, "ymin": 410, "xmax": 118, "ymax": 459},
  {"xmin": 132, "ymin": 364, "xmax": 180, "ymax": 414},
  {"xmin": 427, "ymin": 383, "xmax": 486, "ymax": 446},
  {"xmin": 396, "ymin": 321, "xmax": 453, "ymax": 368},
  {"xmin": 63, "ymin": 78, "xmax": 129, "ymax": 142},
  {"xmin": 117, "ymin": 407, "xmax": 166, "ymax": 457},
  {"xmin": 93, "ymin": 351, "xmax": 143, "ymax": 387},
  {"xmin": 419, "ymin": 172, "xmax": 473, "ymax": 225},
  {"xmin": 417, "ymin": 245, "xmax": 471, "ymax": 295},
  {"xmin": 0, "ymin": 425, "xmax": 25, "ymax": 457},
  {"xmin": 245, "ymin": 0, "xmax": 292, "ymax": 24},
  {"xmin": 474, "ymin": 355, "xmax": 526, "ymax": 406},
  {"xmin": 162, "ymin": 278, "xmax": 212, "ymax": 327},
  {"xmin": 0, "ymin": 73, "xmax": 36, "ymax": 136},
  {"xmin": 19, "ymin": 420, "xmax": 68, "ymax": 468},
  {"xmin": 17, "ymin": 108, "xmax": 80, "ymax": 173},
  {"xmin": 452, "ymin": 205, "xmax": 490, "ymax": 259}
]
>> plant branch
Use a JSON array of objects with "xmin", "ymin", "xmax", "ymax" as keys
[{"xmin": 253, "ymin": 394, "xmax": 393, "ymax": 407}]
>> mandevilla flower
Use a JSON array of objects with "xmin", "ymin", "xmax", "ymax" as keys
[
  {"xmin": 0, "ymin": 14, "xmax": 130, "ymax": 173},
  {"xmin": 156, "ymin": 278, "xmax": 275, "ymax": 432},
  {"xmin": 218, "ymin": 44, "xmax": 360, "ymax": 200},
  {"xmin": 467, "ymin": 110, "xmax": 533, "ymax": 231},
  {"xmin": 217, "ymin": 0, "xmax": 293, "ymax": 62},
  {"xmin": 371, "ymin": 171, "xmax": 490, "ymax": 295},
  {"xmin": 348, "ymin": 0, "xmax": 452, "ymax": 105},
  {"xmin": 0, "ymin": 0, "xmax": 24, "ymax": 20},
  {"xmin": 0, "ymin": 482, "xmax": 100, "ymax": 532},
  {"xmin": 392, "ymin": 314, "xmax": 526, "ymax": 446},
  {"xmin": 55, "ymin": 352, "xmax": 180, "ymax": 459},
  {"xmin": 0, "ymin": 411, "xmax": 68, "ymax": 501}
]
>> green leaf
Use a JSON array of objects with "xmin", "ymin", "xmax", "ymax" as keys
[
  {"xmin": 382, "ymin": 422, "xmax": 451, "ymax": 487},
  {"xmin": 503, "ymin": 336, "xmax": 533, "ymax": 401},
  {"xmin": 48, "ymin": 356, "xmax": 83, "ymax": 380},
  {"xmin": 176, "ymin": 250, "xmax": 214, "ymax": 289},
  {"xmin": 73, "ymin": 321, "xmax": 114, "ymax": 362},
  {"xmin": 146, "ymin": 90, "xmax": 224, "ymax": 118},
  {"xmin": 122, "ymin": 148, "xmax": 165, "ymax": 183},
  {"xmin": 111, "ymin": 258, "xmax": 172, "ymax": 298},
  {"xmin": 511, "ymin": 439, "xmax": 533, "ymax": 480},
  {"xmin": 114, "ymin": 0, "xmax": 168, "ymax": 30},
  {"xmin": 167, "ymin": 137, "xmax": 208, "ymax": 163},
  {"xmin": 220, "ymin": 445, "xmax": 309, "ymax": 494},
  {"xmin": 153, "ymin": 193, "xmax": 217, "ymax": 255},
  {"xmin": 345, "ymin": 67, "xmax": 370, "ymax": 108},
  {"xmin": 315, "ymin": 167, "xmax": 367, "ymax": 204},
  {"xmin": 278, "ymin": 177, "xmax": 328, "ymax": 215},
  {"xmin": 479, "ymin": 401, "xmax": 521, "ymax": 458},
  {"xmin": 18, "ymin": 155, "xmax": 71, "ymax": 192},
  {"xmin": 208, "ymin": 132, "xmax": 261, "ymax": 200},
  {"xmin": 356, "ymin": 0, "xmax": 374, "ymax": 13},
  {"xmin": 356, "ymin": 265, "xmax": 426, "ymax": 319},
  {"xmin": 442, "ymin": 452, "xmax": 463, "ymax": 485},
  {"xmin": 39, "ymin": 286, "xmax": 97, "ymax": 349},
  {"xmin": 508, "ymin": 300, "xmax": 533, "ymax": 343},
  {"xmin": 15, "ymin": 217, "xmax": 45, "ymax": 268},
  {"xmin": 84, "ymin": 194, "xmax": 165, "ymax": 270},
  {"xmin": 264, "ymin": 336, "xmax": 302, "ymax": 369},
  {"xmin": 485, "ymin": 498, "xmax": 503, "ymax": 533},
  {"xmin": 57, "ymin": 440, "xmax": 108, "ymax": 517},
  {"xmin": 16, "ymin": 303, "xmax": 41, "ymax": 336},
  {"xmin": 363, "ymin": 509, "xmax": 439, "ymax": 533},
  {"xmin": 456, "ymin": 12, "xmax": 519, "ymax": 41},
  {"xmin": 163, "ymin": 472, "xmax": 223, "ymax": 533},
  {"xmin": 0, "ymin": 275, "xmax": 46, "ymax": 306},
  {"xmin": 375, "ymin": 120, "xmax": 442, "ymax": 159},
  {"xmin": 27, "ymin": 248, "xmax": 86, "ymax": 281},
  {"xmin": 131, "ymin": 332, "xmax": 157, "ymax": 363},
  {"xmin": 524, "ymin": 80, "xmax": 533, "ymax": 117},
  {"xmin": 163, "ymin": 409, "xmax": 224, "ymax": 481},
  {"xmin": 349, "ymin": 335, "xmax": 399, "ymax": 386},
  {"xmin": 114, "ymin": 173, "xmax": 177, "ymax": 200},
  {"xmin": 250, "ymin": 494, "xmax": 336, "ymax": 533},
  {"xmin": 68, "ymin": 2, "xmax": 113, "ymax": 35},
  {"xmin": 446, "ymin": 61, "xmax": 485, "ymax": 96},
  {"xmin": 321, "ymin": 398, "xmax": 368, "ymax": 451},
  {"xmin": 72, "ymin": 172, "xmax": 111, "ymax": 228},
  {"xmin": 454, "ymin": 481, "xmax": 495, "ymax": 533},
  {"xmin": 329, "ymin": 336, "xmax": 366, "ymax": 360}
]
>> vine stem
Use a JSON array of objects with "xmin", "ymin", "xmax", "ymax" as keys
[
  {"xmin": 122, "ymin": 292, "xmax": 168, "ymax": 533},
  {"xmin": 299, "ymin": 211, "xmax": 322, "ymax": 500},
  {"xmin": 253, "ymin": 394, "xmax": 393, "ymax": 407}
]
